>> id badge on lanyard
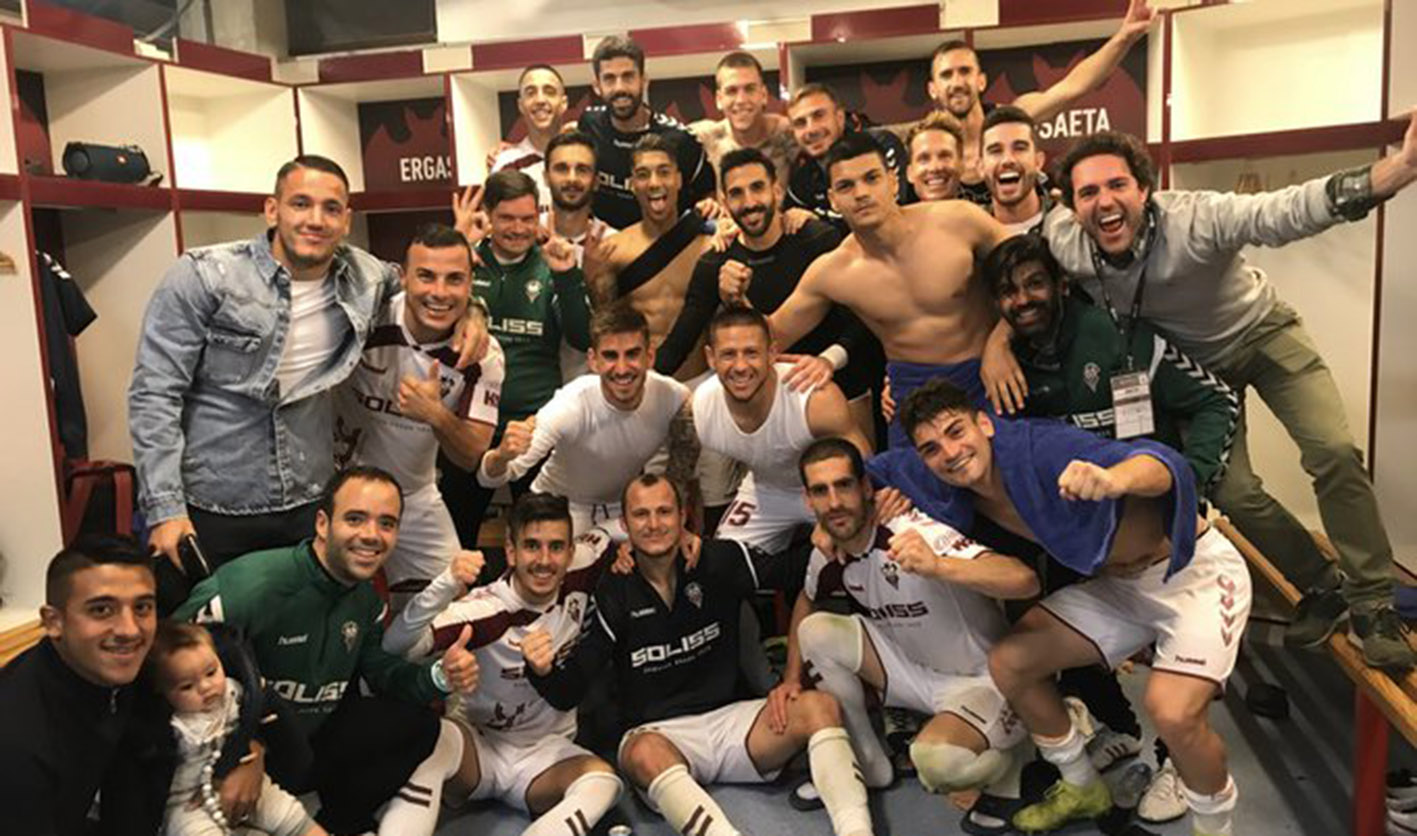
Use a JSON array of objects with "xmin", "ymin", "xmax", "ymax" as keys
[{"xmin": 1110, "ymin": 370, "xmax": 1155, "ymax": 439}]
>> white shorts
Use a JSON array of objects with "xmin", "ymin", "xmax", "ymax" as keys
[
  {"xmin": 571, "ymin": 501, "xmax": 628, "ymax": 541},
  {"xmin": 464, "ymin": 725, "xmax": 594, "ymax": 812},
  {"xmin": 715, "ymin": 475, "xmax": 814, "ymax": 555},
  {"xmin": 385, "ymin": 484, "xmax": 459, "ymax": 588},
  {"xmin": 862, "ymin": 618, "xmax": 1026, "ymax": 751},
  {"xmin": 1039, "ymin": 526, "xmax": 1253, "ymax": 686},
  {"xmin": 619, "ymin": 699, "xmax": 775, "ymax": 788}
]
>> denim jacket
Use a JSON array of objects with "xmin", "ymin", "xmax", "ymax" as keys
[{"xmin": 129, "ymin": 233, "xmax": 398, "ymax": 523}]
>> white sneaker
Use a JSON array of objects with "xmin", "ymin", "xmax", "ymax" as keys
[
  {"xmin": 1087, "ymin": 726, "xmax": 1142, "ymax": 771},
  {"xmin": 1138, "ymin": 758, "xmax": 1187, "ymax": 824}
]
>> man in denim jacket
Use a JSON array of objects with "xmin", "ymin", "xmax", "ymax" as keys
[
  {"xmin": 1034, "ymin": 115, "xmax": 1417, "ymax": 671},
  {"xmin": 129, "ymin": 155, "xmax": 484, "ymax": 580}
]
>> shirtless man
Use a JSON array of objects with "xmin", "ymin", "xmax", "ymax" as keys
[
  {"xmin": 587, "ymin": 134, "xmax": 714, "ymax": 381},
  {"xmin": 689, "ymin": 51, "xmax": 798, "ymax": 185},
  {"xmin": 881, "ymin": 378, "xmax": 1251, "ymax": 836},
  {"xmin": 928, "ymin": 0, "xmax": 1154, "ymax": 206},
  {"xmin": 765, "ymin": 131, "xmax": 1010, "ymax": 448}
]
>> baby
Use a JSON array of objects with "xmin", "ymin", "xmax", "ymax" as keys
[{"xmin": 149, "ymin": 621, "xmax": 325, "ymax": 836}]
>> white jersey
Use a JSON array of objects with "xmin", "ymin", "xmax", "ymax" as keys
[
  {"xmin": 491, "ymin": 137, "xmax": 550, "ymax": 208},
  {"xmin": 334, "ymin": 294, "xmax": 504, "ymax": 493},
  {"xmin": 693, "ymin": 364, "xmax": 817, "ymax": 495},
  {"xmin": 479, "ymin": 371, "xmax": 690, "ymax": 505},
  {"xmin": 804, "ymin": 509, "xmax": 1006, "ymax": 676},
  {"xmin": 385, "ymin": 527, "xmax": 616, "ymax": 738}
]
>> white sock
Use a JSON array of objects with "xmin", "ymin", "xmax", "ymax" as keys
[
  {"xmin": 1181, "ymin": 774, "xmax": 1237, "ymax": 836},
  {"xmin": 799, "ymin": 613, "xmax": 894, "ymax": 787},
  {"xmin": 646, "ymin": 764, "xmax": 739, "ymax": 836},
  {"xmin": 1034, "ymin": 722, "xmax": 1100, "ymax": 788},
  {"xmin": 377, "ymin": 718, "xmax": 464, "ymax": 836},
  {"xmin": 524, "ymin": 770, "xmax": 623, "ymax": 836},
  {"xmin": 808, "ymin": 727, "xmax": 874, "ymax": 836}
]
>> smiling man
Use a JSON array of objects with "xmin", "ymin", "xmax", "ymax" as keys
[
  {"xmin": 690, "ymin": 51, "xmax": 798, "ymax": 185},
  {"xmin": 0, "ymin": 535, "xmax": 164, "ymax": 836},
  {"xmin": 1041, "ymin": 118, "xmax": 1417, "ymax": 670},
  {"xmin": 131, "ymin": 155, "xmax": 487, "ymax": 582},
  {"xmin": 479, "ymin": 304, "xmax": 698, "ymax": 539},
  {"xmin": 904, "ymin": 111, "xmax": 967, "ymax": 203},
  {"xmin": 490, "ymin": 64, "xmax": 570, "ymax": 207},
  {"xmin": 578, "ymin": 35, "xmax": 715, "ymax": 229},
  {"xmin": 785, "ymin": 83, "xmax": 908, "ymax": 229},
  {"xmin": 334, "ymin": 223, "xmax": 504, "ymax": 606},
  {"xmin": 384, "ymin": 493, "xmax": 624, "ymax": 836},
  {"xmin": 176, "ymin": 465, "xmax": 481, "ymax": 836}
]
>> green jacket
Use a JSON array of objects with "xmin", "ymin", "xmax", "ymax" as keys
[
  {"xmin": 473, "ymin": 241, "xmax": 592, "ymax": 425},
  {"xmin": 1016, "ymin": 295, "xmax": 1239, "ymax": 494},
  {"xmin": 174, "ymin": 541, "xmax": 442, "ymax": 737}
]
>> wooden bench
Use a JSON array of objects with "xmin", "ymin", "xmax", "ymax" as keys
[{"xmin": 1217, "ymin": 518, "xmax": 1417, "ymax": 836}]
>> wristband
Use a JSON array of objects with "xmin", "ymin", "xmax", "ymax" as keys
[
  {"xmin": 430, "ymin": 659, "xmax": 451, "ymax": 694},
  {"xmin": 1326, "ymin": 164, "xmax": 1380, "ymax": 222},
  {"xmin": 819, "ymin": 344, "xmax": 849, "ymax": 372}
]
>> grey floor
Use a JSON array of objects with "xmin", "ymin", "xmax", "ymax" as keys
[{"xmin": 431, "ymin": 636, "xmax": 1399, "ymax": 835}]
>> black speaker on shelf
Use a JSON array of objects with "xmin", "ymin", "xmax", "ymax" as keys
[{"xmin": 61, "ymin": 142, "xmax": 152, "ymax": 183}]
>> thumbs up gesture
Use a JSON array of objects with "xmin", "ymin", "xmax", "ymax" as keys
[
  {"xmin": 439, "ymin": 624, "xmax": 481, "ymax": 693},
  {"xmin": 399, "ymin": 359, "xmax": 446, "ymax": 425},
  {"xmin": 521, "ymin": 627, "xmax": 556, "ymax": 677}
]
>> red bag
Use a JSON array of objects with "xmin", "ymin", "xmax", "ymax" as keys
[{"xmin": 62, "ymin": 460, "xmax": 136, "ymax": 543}]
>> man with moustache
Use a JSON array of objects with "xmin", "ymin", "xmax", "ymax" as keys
[
  {"xmin": 131, "ymin": 156, "xmax": 488, "ymax": 576},
  {"xmin": 334, "ymin": 224, "xmax": 504, "ymax": 606},
  {"xmin": 490, "ymin": 64, "xmax": 570, "ymax": 207},
  {"xmin": 586, "ymin": 134, "xmax": 715, "ymax": 380},
  {"xmin": 689, "ymin": 51, "xmax": 798, "ymax": 184},
  {"xmin": 785, "ymin": 83, "xmax": 908, "ymax": 229},
  {"xmin": 479, "ymin": 304, "xmax": 699, "ymax": 539},
  {"xmin": 443, "ymin": 169, "xmax": 592, "ymax": 547},
  {"xmin": 527, "ymin": 474, "xmax": 878, "ymax": 836},
  {"xmin": 578, "ymin": 35, "xmax": 716, "ymax": 229},
  {"xmin": 904, "ymin": 111, "xmax": 968, "ymax": 203},
  {"xmin": 0, "ymin": 535, "xmax": 167, "ymax": 835},
  {"xmin": 176, "ymin": 466, "xmax": 481, "ymax": 835},
  {"xmin": 658, "ymin": 147, "xmax": 876, "ymax": 434},
  {"xmin": 1037, "ymin": 120, "xmax": 1417, "ymax": 669},
  {"xmin": 766, "ymin": 132, "xmax": 1010, "ymax": 448},
  {"xmin": 927, "ymin": 0, "xmax": 1154, "ymax": 206}
]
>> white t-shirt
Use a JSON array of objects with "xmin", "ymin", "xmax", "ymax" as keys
[
  {"xmin": 335, "ymin": 293, "xmax": 504, "ymax": 493},
  {"xmin": 491, "ymin": 137, "xmax": 550, "ymax": 208},
  {"xmin": 693, "ymin": 364, "xmax": 817, "ymax": 494},
  {"xmin": 478, "ymin": 371, "xmax": 690, "ymax": 505},
  {"xmin": 276, "ymin": 277, "xmax": 348, "ymax": 397},
  {"xmin": 1001, "ymin": 207, "xmax": 1046, "ymax": 238},
  {"xmin": 805, "ymin": 509, "xmax": 1006, "ymax": 676}
]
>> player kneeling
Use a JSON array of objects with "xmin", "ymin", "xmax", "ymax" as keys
[
  {"xmin": 787, "ymin": 438, "xmax": 1039, "ymax": 834},
  {"xmin": 526, "ymin": 473, "xmax": 875, "ymax": 836},
  {"xmin": 383, "ymin": 493, "xmax": 623, "ymax": 835}
]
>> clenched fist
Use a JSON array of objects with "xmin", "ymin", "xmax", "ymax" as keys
[
  {"xmin": 1058, "ymin": 460, "xmax": 1127, "ymax": 502},
  {"xmin": 521, "ymin": 627, "xmax": 556, "ymax": 677}
]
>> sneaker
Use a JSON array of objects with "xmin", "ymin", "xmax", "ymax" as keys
[
  {"xmin": 1285, "ymin": 587, "xmax": 1349, "ymax": 647},
  {"xmin": 960, "ymin": 793, "xmax": 1027, "ymax": 836},
  {"xmin": 1012, "ymin": 779, "xmax": 1112, "ymax": 832},
  {"xmin": 1087, "ymin": 726, "xmax": 1143, "ymax": 772},
  {"xmin": 1389, "ymin": 768, "xmax": 1417, "ymax": 812},
  {"xmin": 1137, "ymin": 758, "xmax": 1187, "ymax": 824},
  {"xmin": 883, "ymin": 707, "xmax": 923, "ymax": 766},
  {"xmin": 789, "ymin": 777, "xmax": 824, "ymax": 811},
  {"xmin": 1351, "ymin": 605, "xmax": 1417, "ymax": 671}
]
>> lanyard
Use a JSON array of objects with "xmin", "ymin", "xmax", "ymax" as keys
[{"xmin": 1089, "ymin": 203, "xmax": 1156, "ymax": 370}]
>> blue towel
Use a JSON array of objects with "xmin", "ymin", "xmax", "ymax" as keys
[
  {"xmin": 886, "ymin": 358, "xmax": 987, "ymax": 449},
  {"xmin": 868, "ymin": 416, "xmax": 1198, "ymax": 579}
]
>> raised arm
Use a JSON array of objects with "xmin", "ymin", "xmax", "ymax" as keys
[
  {"xmin": 479, "ymin": 392, "xmax": 569, "ymax": 486},
  {"xmin": 1058, "ymin": 453, "xmax": 1173, "ymax": 501},
  {"xmin": 888, "ymin": 514, "xmax": 1040, "ymax": 599},
  {"xmin": 1014, "ymin": 0, "xmax": 1154, "ymax": 123},
  {"xmin": 656, "ymin": 256, "xmax": 721, "ymax": 374},
  {"xmin": 767, "ymin": 252, "xmax": 838, "ymax": 349}
]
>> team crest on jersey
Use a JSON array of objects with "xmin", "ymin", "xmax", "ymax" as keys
[
  {"xmin": 567, "ymin": 597, "xmax": 583, "ymax": 623},
  {"xmin": 341, "ymin": 620, "xmax": 359, "ymax": 652},
  {"xmin": 880, "ymin": 559, "xmax": 900, "ymax": 589},
  {"xmin": 1083, "ymin": 362, "xmax": 1102, "ymax": 392},
  {"xmin": 685, "ymin": 581, "xmax": 704, "ymax": 609},
  {"xmin": 438, "ymin": 371, "xmax": 454, "ymax": 399},
  {"xmin": 525, "ymin": 278, "xmax": 544, "ymax": 303}
]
